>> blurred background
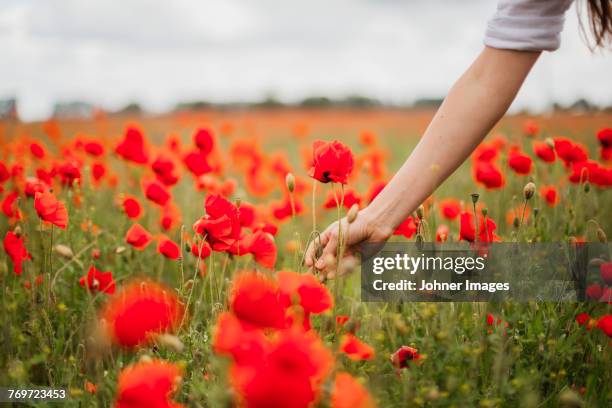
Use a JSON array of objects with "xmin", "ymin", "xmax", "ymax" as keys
[{"xmin": 1, "ymin": 0, "xmax": 611, "ymax": 122}]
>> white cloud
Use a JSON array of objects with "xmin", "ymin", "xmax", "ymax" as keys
[{"xmin": 0, "ymin": 0, "xmax": 610, "ymax": 121}]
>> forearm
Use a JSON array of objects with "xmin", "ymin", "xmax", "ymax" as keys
[{"xmin": 366, "ymin": 46, "xmax": 541, "ymax": 233}]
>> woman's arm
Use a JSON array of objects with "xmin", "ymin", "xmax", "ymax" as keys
[{"xmin": 305, "ymin": 46, "xmax": 541, "ymax": 273}]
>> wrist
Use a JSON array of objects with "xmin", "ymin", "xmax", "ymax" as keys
[{"xmin": 360, "ymin": 205, "xmax": 394, "ymax": 241}]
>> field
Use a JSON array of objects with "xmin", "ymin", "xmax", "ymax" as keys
[{"xmin": 0, "ymin": 109, "xmax": 611, "ymax": 407}]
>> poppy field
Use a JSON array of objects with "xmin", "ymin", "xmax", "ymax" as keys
[{"xmin": 0, "ymin": 109, "xmax": 611, "ymax": 407}]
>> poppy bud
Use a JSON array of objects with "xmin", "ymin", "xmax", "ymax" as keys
[
  {"xmin": 115, "ymin": 246, "xmax": 126, "ymax": 254},
  {"xmin": 513, "ymin": 217, "xmax": 519, "ymax": 228},
  {"xmin": 285, "ymin": 173, "xmax": 295, "ymax": 193},
  {"xmin": 139, "ymin": 354, "xmax": 153, "ymax": 363},
  {"xmin": 235, "ymin": 197, "xmax": 241, "ymax": 208},
  {"xmin": 54, "ymin": 244, "xmax": 74, "ymax": 259},
  {"xmin": 533, "ymin": 208, "xmax": 540, "ymax": 217},
  {"xmin": 416, "ymin": 205, "xmax": 424, "ymax": 220},
  {"xmin": 545, "ymin": 137, "xmax": 555, "ymax": 149},
  {"xmin": 583, "ymin": 182, "xmax": 590, "ymax": 193},
  {"xmin": 471, "ymin": 193, "xmax": 479, "ymax": 204},
  {"xmin": 13, "ymin": 226, "xmax": 22, "ymax": 237},
  {"xmin": 597, "ymin": 228, "xmax": 607, "ymax": 243},
  {"xmin": 156, "ymin": 334, "xmax": 184, "ymax": 353},
  {"xmin": 481, "ymin": 207, "xmax": 488, "ymax": 217},
  {"xmin": 347, "ymin": 204, "xmax": 359, "ymax": 224},
  {"xmin": 523, "ymin": 182, "xmax": 536, "ymax": 200}
]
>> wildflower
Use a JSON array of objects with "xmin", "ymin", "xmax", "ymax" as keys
[
  {"xmin": 601, "ymin": 263, "xmax": 612, "ymax": 285},
  {"xmin": 84, "ymin": 141, "xmax": 104, "ymax": 157},
  {"xmin": 243, "ymin": 231, "xmax": 277, "ymax": 269},
  {"xmin": 585, "ymin": 284, "xmax": 603, "ymax": 300},
  {"xmin": 436, "ymin": 224, "xmax": 449, "ymax": 242},
  {"xmin": 115, "ymin": 126, "xmax": 149, "ymax": 164},
  {"xmin": 340, "ymin": 334, "xmax": 375, "ymax": 361},
  {"xmin": 115, "ymin": 359, "xmax": 184, "ymax": 408},
  {"xmin": 3, "ymin": 231, "xmax": 31, "ymax": 275},
  {"xmin": 541, "ymin": 186, "xmax": 559, "ymax": 207},
  {"xmin": 157, "ymin": 235, "xmax": 180, "ymax": 260},
  {"xmin": 308, "ymin": 140, "xmax": 354, "ymax": 184},
  {"xmin": 183, "ymin": 150, "xmax": 212, "ymax": 176},
  {"xmin": 597, "ymin": 127, "xmax": 611, "ymax": 160},
  {"xmin": 278, "ymin": 270, "xmax": 333, "ymax": 330},
  {"xmin": 508, "ymin": 149, "xmax": 533, "ymax": 175},
  {"xmin": 151, "ymin": 154, "xmax": 179, "ymax": 186},
  {"xmin": 79, "ymin": 265, "xmax": 116, "ymax": 294},
  {"xmin": 143, "ymin": 180, "xmax": 171, "ymax": 206},
  {"xmin": 229, "ymin": 271, "xmax": 286, "ymax": 329},
  {"xmin": 2, "ymin": 191, "xmax": 21, "ymax": 219},
  {"xmin": 121, "ymin": 195, "xmax": 142, "ymax": 219},
  {"xmin": 533, "ymin": 140, "xmax": 556, "ymax": 162},
  {"xmin": 596, "ymin": 315, "xmax": 612, "ymax": 338},
  {"xmin": 575, "ymin": 313, "xmax": 590, "ymax": 326},
  {"xmin": 125, "ymin": 223, "xmax": 152, "ymax": 250},
  {"xmin": 391, "ymin": 346, "xmax": 422, "ymax": 369},
  {"xmin": 34, "ymin": 190, "xmax": 69, "ymax": 229},
  {"xmin": 394, "ymin": 215, "xmax": 417, "ymax": 239},
  {"xmin": 473, "ymin": 160, "xmax": 504, "ymax": 189},
  {"xmin": 439, "ymin": 198, "xmax": 461, "ymax": 220},
  {"xmin": 523, "ymin": 182, "xmax": 536, "ymax": 200},
  {"xmin": 459, "ymin": 212, "xmax": 500, "ymax": 243},
  {"xmin": 193, "ymin": 128, "xmax": 215, "ymax": 154},
  {"xmin": 331, "ymin": 372, "xmax": 377, "ymax": 408},
  {"xmin": 554, "ymin": 137, "xmax": 588, "ymax": 166},
  {"xmin": 193, "ymin": 194, "xmax": 241, "ymax": 251},
  {"xmin": 100, "ymin": 280, "xmax": 184, "ymax": 348},
  {"xmin": 30, "ymin": 142, "xmax": 46, "ymax": 159}
]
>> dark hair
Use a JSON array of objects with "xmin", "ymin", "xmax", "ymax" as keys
[{"xmin": 581, "ymin": 0, "xmax": 612, "ymax": 49}]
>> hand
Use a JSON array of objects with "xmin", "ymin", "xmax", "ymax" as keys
[{"xmin": 304, "ymin": 207, "xmax": 393, "ymax": 279}]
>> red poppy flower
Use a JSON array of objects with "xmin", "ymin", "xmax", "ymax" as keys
[
  {"xmin": 231, "ymin": 329, "xmax": 333, "ymax": 408},
  {"xmin": 278, "ymin": 270, "xmax": 333, "ymax": 329},
  {"xmin": 191, "ymin": 240, "xmax": 212, "ymax": 259},
  {"xmin": 472, "ymin": 142, "xmax": 499, "ymax": 162},
  {"xmin": 308, "ymin": 140, "xmax": 354, "ymax": 184},
  {"xmin": 160, "ymin": 204, "xmax": 181, "ymax": 231},
  {"xmin": 24, "ymin": 177, "xmax": 48, "ymax": 198},
  {"xmin": 601, "ymin": 263, "xmax": 612, "ymax": 285},
  {"xmin": 242, "ymin": 231, "xmax": 277, "ymax": 269},
  {"xmin": 3, "ymin": 231, "xmax": 31, "ymax": 275},
  {"xmin": 237, "ymin": 201, "xmax": 256, "ymax": 228},
  {"xmin": 229, "ymin": 271, "xmax": 286, "ymax": 329},
  {"xmin": 540, "ymin": 186, "xmax": 559, "ymax": 207},
  {"xmin": 91, "ymin": 162, "xmax": 106, "ymax": 182},
  {"xmin": 30, "ymin": 142, "xmax": 46, "ymax": 159},
  {"xmin": 157, "ymin": 235, "xmax": 180, "ymax": 260},
  {"xmin": 151, "ymin": 155, "xmax": 179, "ymax": 186},
  {"xmin": 569, "ymin": 160, "xmax": 612, "ymax": 187},
  {"xmin": 323, "ymin": 189, "xmax": 361, "ymax": 210},
  {"xmin": 436, "ymin": 224, "xmax": 449, "ymax": 242},
  {"xmin": 271, "ymin": 198, "xmax": 303, "ymax": 221},
  {"xmin": 532, "ymin": 141, "xmax": 555, "ymax": 162},
  {"xmin": 575, "ymin": 312, "xmax": 590, "ymax": 326},
  {"xmin": 394, "ymin": 215, "xmax": 417, "ymax": 238},
  {"xmin": 79, "ymin": 265, "xmax": 116, "ymax": 294},
  {"xmin": 193, "ymin": 194, "xmax": 241, "ymax": 251},
  {"xmin": 340, "ymin": 334, "xmax": 375, "ymax": 361},
  {"xmin": 391, "ymin": 346, "xmax": 422, "ymax": 369},
  {"xmin": 596, "ymin": 315, "xmax": 612, "ymax": 338},
  {"xmin": 0, "ymin": 162, "xmax": 9, "ymax": 184},
  {"xmin": 121, "ymin": 195, "xmax": 142, "ymax": 219},
  {"xmin": 34, "ymin": 190, "xmax": 69, "ymax": 229},
  {"xmin": 597, "ymin": 127, "xmax": 612, "ymax": 161},
  {"xmin": 194, "ymin": 128, "xmax": 215, "ymax": 154},
  {"xmin": 508, "ymin": 149, "xmax": 532, "ymax": 175},
  {"xmin": 331, "ymin": 372, "xmax": 376, "ymax": 408},
  {"xmin": 473, "ymin": 160, "xmax": 504, "ymax": 189},
  {"xmin": 2, "ymin": 191, "xmax": 21, "ymax": 219},
  {"xmin": 115, "ymin": 359, "xmax": 184, "ymax": 408},
  {"xmin": 57, "ymin": 160, "xmax": 82, "ymax": 187},
  {"xmin": 100, "ymin": 280, "xmax": 184, "ymax": 348},
  {"xmin": 459, "ymin": 212, "xmax": 500, "ymax": 243},
  {"xmin": 554, "ymin": 137, "xmax": 588, "ymax": 166},
  {"xmin": 439, "ymin": 198, "xmax": 461, "ymax": 220},
  {"xmin": 336, "ymin": 315, "xmax": 350, "ymax": 326},
  {"xmin": 586, "ymin": 283, "xmax": 603, "ymax": 300},
  {"xmin": 125, "ymin": 223, "xmax": 152, "ymax": 250},
  {"xmin": 143, "ymin": 180, "xmax": 171, "ymax": 206},
  {"xmin": 213, "ymin": 312, "xmax": 268, "ymax": 366},
  {"xmin": 115, "ymin": 126, "xmax": 149, "ymax": 164},
  {"xmin": 84, "ymin": 141, "xmax": 104, "ymax": 157},
  {"xmin": 522, "ymin": 120, "xmax": 539, "ymax": 137},
  {"xmin": 183, "ymin": 150, "xmax": 212, "ymax": 177}
]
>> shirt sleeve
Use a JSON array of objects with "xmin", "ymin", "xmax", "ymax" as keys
[{"xmin": 484, "ymin": 0, "xmax": 574, "ymax": 51}]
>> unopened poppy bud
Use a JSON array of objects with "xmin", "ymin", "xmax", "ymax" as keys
[
  {"xmin": 235, "ymin": 197, "xmax": 241, "ymax": 208},
  {"xmin": 523, "ymin": 182, "xmax": 536, "ymax": 200},
  {"xmin": 13, "ymin": 226, "xmax": 22, "ymax": 237},
  {"xmin": 597, "ymin": 228, "xmax": 607, "ymax": 243},
  {"xmin": 347, "ymin": 204, "xmax": 359, "ymax": 224},
  {"xmin": 54, "ymin": 244, "xmax": 74, "ymax": 259},
  {"xmin": 115, "ymin": 246, "xmax": 126, "ymax": 254},
  {"xmin": 285, "ymin": 173, "xmax": 295, "ymax": 193},
  {"xmin": 583, "ymin": 182, "xmax": 590, "ymax": 193},
  {"xmin": 513, "ymin": 217, "xmax": 520, "ymax": 228},
  {"xmin": 545, "ymin": 137, "xmax": 555, "ymax": 149},
  {"xmin": 481, "ymin": 207, "xmax": 488, "ymax": 217},
  {"xmin": 139, "ymin": 354, "xmax": 153, "ymax": 363},
  {"xmin": 156, "ymin": 334, "xmax": 184, "ymax": 353},
  {"xmin": 416, "ymin": 205, "xmax": 424, "ymax": 220},
  {"xmin": 533, "ymin": 208, "xmax": 540, "ymax": 217},
  {"xmin": 471, "ymin": 193, "xmax": 479, "ymax": 204}
]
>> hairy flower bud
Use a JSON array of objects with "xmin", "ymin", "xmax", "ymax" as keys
[
  {"xmin": 471, "ymin": 193, "xmax": 479, "ymax": 204},
  {"xmin": 54, "ymin": 244, "xmax": 74, "ymax": 259},
  {"xmin": 285, "ymin": 173, "xmax": 295, "ymax": 193},
  {"xmin": 523, "ymin": 182, "xmax": 536, "ymax": 200}
]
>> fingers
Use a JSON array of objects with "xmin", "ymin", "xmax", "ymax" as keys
[
  {"xmin": 304, "ymin": 229, "xmax": 330, "ymax": 267},
  {"xmin": 315, "ymin": 232, "xmax": 338, "ymax": 270}
]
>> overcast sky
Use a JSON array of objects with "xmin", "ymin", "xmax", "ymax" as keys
[{"xmin": 1, "ymin": 0, "xmax": 611, "ymax": 121}]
